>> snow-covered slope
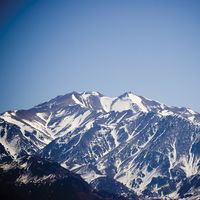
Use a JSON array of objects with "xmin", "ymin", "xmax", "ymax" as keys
[{"xmin": 0, "ymin": 91, "xmax": 200, "ymax": 199}]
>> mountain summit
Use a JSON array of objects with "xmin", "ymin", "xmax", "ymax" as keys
[{"xmin": 0, "ymin": 91, "xmax": 199, "ymax": 199}]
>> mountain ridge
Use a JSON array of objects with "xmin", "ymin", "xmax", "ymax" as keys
[
  {"xmin": 0, "ymin": 91, "xmax": 199, "ymax": 199},
  {"xmin": 0, "ymin": 144, "xmax": 125, "ymax": 200}
]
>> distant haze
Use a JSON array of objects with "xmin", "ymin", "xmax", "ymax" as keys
[{"xmin": 0, "ymin": 0, "xmax": 200, "ymax": 113}]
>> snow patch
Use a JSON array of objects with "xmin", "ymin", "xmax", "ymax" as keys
[
  {"xmin": 100, "ymin": 96, "xmax": 114, "ymax": 112},
  {"xmin": 128, "ymin": 93, "xmax": 148, "ymax": 112}
]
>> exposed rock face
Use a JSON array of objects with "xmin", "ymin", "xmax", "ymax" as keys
[{"xmin": 0, "ymin": 147, "xmax": 111, "ymax": 200}]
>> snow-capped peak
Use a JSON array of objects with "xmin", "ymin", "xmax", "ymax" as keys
[
  {"xmin": 31, "ymin": 91, "xmax": 200, "ymax": 121},
  {"xmin": 123, "ymin": 92, "xmax": 149, "ymax": 112}
]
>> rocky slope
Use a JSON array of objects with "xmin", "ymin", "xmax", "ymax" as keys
[{"xmin": 0, "ymin": 144, "xmax": 127, "ymax": 200}]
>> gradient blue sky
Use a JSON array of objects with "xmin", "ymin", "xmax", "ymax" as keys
[{"xmin": 0, "ymin": 0, "xmax": 200, "ymax": 113}]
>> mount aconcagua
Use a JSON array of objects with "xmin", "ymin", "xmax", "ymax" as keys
[{"xmin": 0, "ymin": 91, "xmax": 199, "ymax": 199}]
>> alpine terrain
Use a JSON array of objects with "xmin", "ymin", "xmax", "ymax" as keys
[{"xmin": 0, "ymin": 91, "xmax": 199, "ymax": 199}]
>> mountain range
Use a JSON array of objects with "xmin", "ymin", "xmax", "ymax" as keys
[{"xmin": 0, "ymin": 91, "xmax": 199, "ymax": 199}]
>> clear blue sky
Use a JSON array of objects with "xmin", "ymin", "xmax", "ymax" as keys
[{"xmin": 0, "ymin": 0, "xmax": 200, "ymax": 113}]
